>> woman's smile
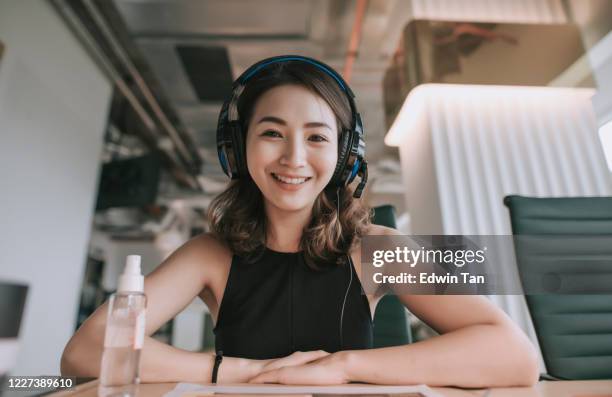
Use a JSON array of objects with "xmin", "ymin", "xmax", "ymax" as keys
[{"xmin": 271, "ymin": 172, "xmax": 313, "ymax": 190}]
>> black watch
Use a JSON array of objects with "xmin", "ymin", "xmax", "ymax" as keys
[{"xmin": 212, "ymin": 350, "xmax": 224, "ymax": 384}]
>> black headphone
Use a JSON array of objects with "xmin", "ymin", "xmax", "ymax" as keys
[{"xmin": 216, "ymin": 55, "xmax": 368, "ymax": 198}]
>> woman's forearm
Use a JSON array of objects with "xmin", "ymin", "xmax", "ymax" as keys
[
  {"xmin": 139, "ymin": 337, "xmax": 215, "ymax": 383},
  {"xmin": 343, "ymin": 324, "xmax": 539, "ymax": 387},
  {"xmin": 139, "ymin": 337, "xmax": 264, "ymax": 383},
  {"xmin": 61, "ymin": 333, "xmax": 264, "ymax": 383}
]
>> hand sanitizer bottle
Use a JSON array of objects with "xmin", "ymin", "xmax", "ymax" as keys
[{"xmin": 98, "ymin": 255, "xmax": 147, "ymax": 397}]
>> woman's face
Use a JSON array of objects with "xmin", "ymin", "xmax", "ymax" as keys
[{"xmin": 245, "ymin": 84, "xmax": 339, "ymax": 213}]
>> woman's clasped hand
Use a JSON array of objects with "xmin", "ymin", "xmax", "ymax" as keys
[{"xmin": 248, "ymin": 350, "xmax": 350, "ymax": 385}]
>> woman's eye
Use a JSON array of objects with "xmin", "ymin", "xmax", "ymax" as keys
[
  {"xmin": 261, "ymin": 130, "xmax": 282, "ymax": 137},
  {"xmin": 309, "ymin": 134, "xmax": 328, "ymax": 142}
]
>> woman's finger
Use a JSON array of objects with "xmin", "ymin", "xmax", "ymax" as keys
[
  {"xmin": 291, "ymin": 350, "xmax": 329, "ymax": 365},
  {"xmin": 263, "ymin": 350, "xmax": 329, "ymax": 371},
  {"xmin": 250, "ymin": 363, "xmax": 342, "ymax": 385},
  {"xmin": 249, "ymin": 368, "xmax": 282, "ymax": 384}
]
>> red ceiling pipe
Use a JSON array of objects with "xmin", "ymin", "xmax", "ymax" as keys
[{"xmin": 343, "ymin": 0, "xmax": 368, "ymax": 83}]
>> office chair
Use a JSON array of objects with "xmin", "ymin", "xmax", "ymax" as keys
[
  {"xmin": 371, "ymin": 205, "xmax": 412, "ymax": 347},
  {"xmin": 504, "ymin": 195, "xmax": 612, "ymax": 380}
]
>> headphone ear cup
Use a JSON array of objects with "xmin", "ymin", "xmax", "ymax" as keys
[
  {"xmin": 230, "ymin": 122, "xmax": 248, "ymax": 178},
  {"xmin": 331, "ymin": 129, "xmax": 353, "ymax": 187},
  {"xmin": 216, "ymin": 99, "xmax": 233, "ymax": 177}
]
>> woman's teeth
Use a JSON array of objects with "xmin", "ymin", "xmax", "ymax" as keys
[{"xmin": 272, "ymin": 173, "xmax": 311, "ymax": 185}]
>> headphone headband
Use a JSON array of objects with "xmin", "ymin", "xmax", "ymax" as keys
[
  {"xmin": 216, "ymin": 55, "xmax": 368, "ymax": 198},
  {"xmin": 241, "ymin": 56, "xmax": 349, "ymax": 92}
]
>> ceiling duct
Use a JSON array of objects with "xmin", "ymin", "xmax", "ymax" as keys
[{"xmin": 176, "ymin": 46, "xmax": 234, "ymax": 102}]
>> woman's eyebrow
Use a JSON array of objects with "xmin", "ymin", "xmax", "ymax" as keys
[{"xmin": 257, "ymin": 116, "xmax": 332, "ymax": 130}]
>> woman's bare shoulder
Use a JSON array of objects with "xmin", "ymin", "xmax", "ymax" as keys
[
  {"xmin": 155, "ymin": 232, "xmax": 232, "ymax": 279},
  {"xmin": 365, "ymin": 223, "xmax": 401, "ymax": 236},
  {"xmin": 352, "ymin": 224, "xmax": 401, "ymax": 255},
  {"xmin": 351, "ymin": 224, "xmax": 400, "ymax": 259},
  {"xmin": 182, "ymin": 232, "xmax": 233, "ymax": 267}
]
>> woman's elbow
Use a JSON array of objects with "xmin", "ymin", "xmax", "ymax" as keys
[
  {"xmin": 517, "ymin": 343, "xmax": 540, "ymax": 386},
  {"xmin": 60, "ymin": 337, "xmax": 81, "ymax": 376},
  {"xmin": 60, "ymin": 334, "xmax": 102, "ymax": 378},
  {"xmin": 506, "ymin": 328, "xmax": 540, "ymax": 386},
  {"xmin": 60, "ymin": 343, "xmax": 79, "ymax": 377}
]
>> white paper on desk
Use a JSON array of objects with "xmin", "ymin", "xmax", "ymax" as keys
[{"xmin": 162, "ymin": 383, "xmax": 443, "ymax": 397}]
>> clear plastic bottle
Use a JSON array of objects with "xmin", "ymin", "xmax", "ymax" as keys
[{"xmin": 98, "ymin": 255, "xmax": 147, "ymax": 397}]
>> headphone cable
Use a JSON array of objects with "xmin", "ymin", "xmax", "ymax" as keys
[{"xmin": 337, "ymin": 187, "xmax": 352, "ymax": 351}]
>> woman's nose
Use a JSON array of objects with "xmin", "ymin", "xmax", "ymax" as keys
[{"xmin": 280, "ymin": 139, "xmax": 307, "ymax": 168}]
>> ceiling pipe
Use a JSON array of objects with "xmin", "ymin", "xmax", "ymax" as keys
[
  {"xmin": 52, "ymin": 0, "xmax": 157, "ymax": 136},
  {"xmin": 343, "ymin": 0, "xmax": 369, "ymax": 83},
  {"xmin": 51, "ymin": 0, "xmax": 200, "ymax": 190},
  {"xmin": 82, "ymin": 0, "xmax": 197, "ymax": 169}
]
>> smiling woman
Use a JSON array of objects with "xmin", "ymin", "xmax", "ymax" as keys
[
  {"xmin": 61, "ymin": 56, "xmax": 539, "ymax": 388},
  {"xmin": 209, "ymin": 57, "xmax": 370, "ymax": 269}
]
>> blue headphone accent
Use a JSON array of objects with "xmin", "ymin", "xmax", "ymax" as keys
[
  {"xmin": 350, "ymin": 159, "xmax": 360, "ymax": 180},
  {"xmin": 218, "ymin": 150, "xmax": 228, "ymax": 171}
]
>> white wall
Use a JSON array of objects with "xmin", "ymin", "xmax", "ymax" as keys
[{"xmin": 0, "ymin": 0, "xmax": 111, "ymax": 375}]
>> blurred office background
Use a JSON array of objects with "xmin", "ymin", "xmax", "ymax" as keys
[{"xmin": 1, "ymin": 0, "xmax": 612, "ymax": 378}]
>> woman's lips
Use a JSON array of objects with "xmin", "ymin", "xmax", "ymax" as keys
[{"xmin": 270, "ymin": 173, "xmax": 312, "ymax": 191}]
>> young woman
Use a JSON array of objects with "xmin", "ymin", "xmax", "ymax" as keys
[{"xmin": 61, "ymin": 56, "xmax": 539, "ymax": 387}]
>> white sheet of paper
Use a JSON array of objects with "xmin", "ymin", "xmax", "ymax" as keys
[{"xmin": 162, "ymin": 383, "xmax": 444, "ymax": 397}]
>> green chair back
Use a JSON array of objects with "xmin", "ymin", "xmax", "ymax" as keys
[
  {"xmin": 504, "ymin": 195, "xmax": 612, "ymax": 380},
  {"xmin": 371, "ymin": 205, "xmax": 412, "ymax": 346}
]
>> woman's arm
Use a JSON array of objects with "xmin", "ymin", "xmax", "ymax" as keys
[
  {"xmin": 60, "ymin": 234, "xmax": 262, "ymax": 383},
  {"xmin": 343, "ymin": 228, "xmax": 540, "ymax": 386},
  {"xmin": 250, "ymin": 295, "xmax": 539, "ymax": 387},
  {"xmin": 61, "ymin": 324, "xmax": 262, "ymax": 383},
  {"xmin": 342, "ymin": 295, "xmax": 540, "ymax": 387}
]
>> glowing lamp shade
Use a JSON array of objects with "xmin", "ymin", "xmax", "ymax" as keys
[
  {"xmin": 599, "ymin": 120, "xmax": 612, "ymax": 172},
  {"xmin": 589, "ymin": 30, "xmax": 612, "ymax": 173},
  {"xmin": 593, "ymin": 86, "xmax": 612, "ymax": 173}
]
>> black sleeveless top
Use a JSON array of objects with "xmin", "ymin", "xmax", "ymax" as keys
[{"xmin": 213, "ymin": 248, "xmax": 373, "ymax": 359}]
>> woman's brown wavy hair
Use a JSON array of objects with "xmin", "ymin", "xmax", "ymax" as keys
[{"xmin": 207, "ymin": 60, "xmax": 372, "ymax": 269}]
